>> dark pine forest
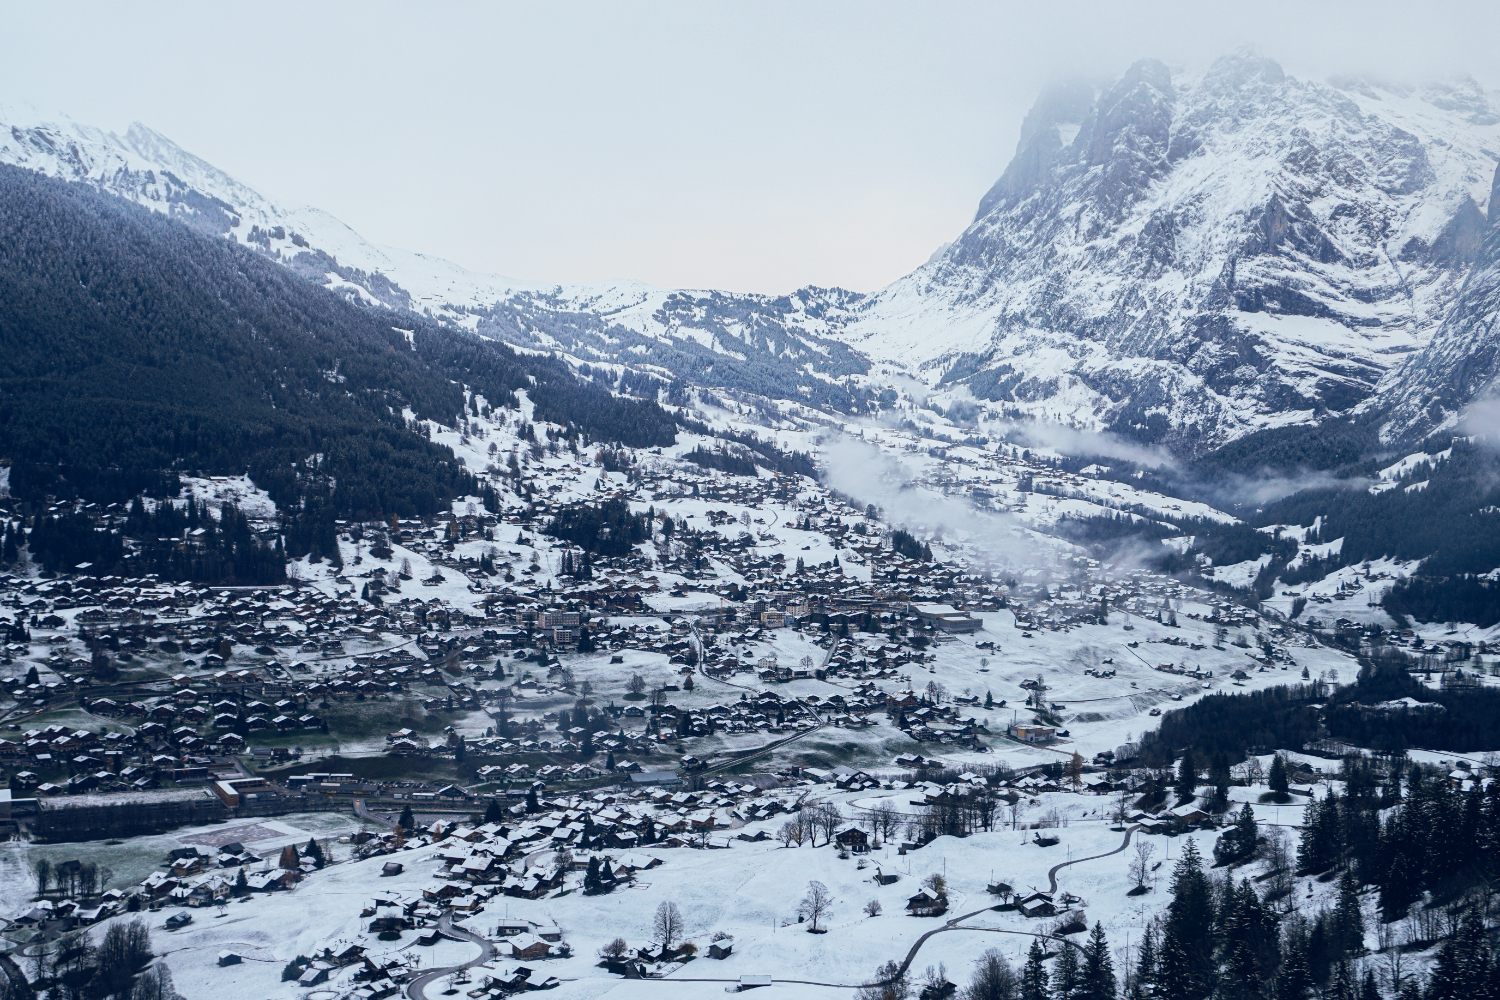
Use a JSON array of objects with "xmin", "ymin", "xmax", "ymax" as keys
[{"xmin": 0, "ymin": 164, "xmax": 679, "ymax": 580}]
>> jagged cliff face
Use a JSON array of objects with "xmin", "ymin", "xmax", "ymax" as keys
[
  {"xmin": 1382, "ymin": 167, "xmax": 1500, "ymax": 440},
  {"xmin": 841, "ymin": 54, "xmax": 1500, "ymax": 451}
]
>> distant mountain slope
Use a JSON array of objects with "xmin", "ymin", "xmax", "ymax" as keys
[
  {"xmin": 1381, "ymin": 171, "xmax": 1500, "ymax": 439},
  {"xmin": 0, "ymin": 163, "xmax": 674, "ymax": 522},
  {"xmin": 0, "ymin": 106, "xmax": 874, "ymax": 412},
  {"xmin": 842, "ymin": 53, "xmax": 1500, "ymax": 451},
  {"xmin": 7, "ymin": 56, "xmax": 1499, "ymax": 454}
]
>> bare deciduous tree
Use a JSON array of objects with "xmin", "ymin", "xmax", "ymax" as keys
[
  {"xmin": 97, "ymin": 918, "xmax": 153, "ymax": 997},
  {"xmin": 654, "ymin": 901, "xmax": 684, "ymax": 950},
  {"xmin": 777, "ymin": 816, "xmax": 806, "ymax": 848},
  {"xmin": 1265, "ymin": 827, "xmax": 1294, "ymax": 903},
  {"xmin": 799, "ymin": 880, "xmax": 833, "ymax": 932},
  {"xmin": 864, "ymin": 899, "xmax": 882, "ymax": 917},
  {"xmin": 964, "ymin": 951, "xmax": 1014, "ymax": 1000},
  {"xmin": 804, "ymin": 802, "xmax": 842, "ymax": 847},
  {"xmin": 1380, "ymin": 943, "xmax": 1411, "ymax": 997},
  {"xmin": 867, "ymin": 800, "xmax": 901, "ymax": 844},
  {"xmin": 1241, "ymin": 757, "xmax": 1266, "ymax": 785},
  {"xmin": 1128, "ymin": 840, "xmax": 1156, "ymax": 890}
]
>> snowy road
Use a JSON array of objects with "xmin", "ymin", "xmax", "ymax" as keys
[
  {"xmin": 887, "ymin": 824, "xmax": 1140, "ymax": 981},
  {"xmin": 406, "ymin": 911, "xmax": 495, "ymax": 1000}
]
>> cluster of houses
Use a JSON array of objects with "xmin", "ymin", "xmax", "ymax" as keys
[{"xmin": 13, "ymin": 836, "xmax": 324, "ymax": 941}]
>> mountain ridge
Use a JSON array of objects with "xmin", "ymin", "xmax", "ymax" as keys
[{"xmin": 6, "ymin": 55, "xmax": 1500, "ymax": 456}]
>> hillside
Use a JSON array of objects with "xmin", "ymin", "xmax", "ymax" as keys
[
  {"xmin": 8, "ymin": 61, "xmax": 1500, "ymax": 454},
  {"xmin": 0, "ymin": 163, "xmax": 676, "ymax": 524}
]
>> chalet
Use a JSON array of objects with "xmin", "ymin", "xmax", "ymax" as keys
[
  {"xmin": 509, "ymin": 934, "xmax": 553, "ymax": 960},
  {"xmin": 298, "ymin": 966, "xmax": 330, "ymax": 987},
  {"xmin": 245, "ymin": 868, "xmax": 299, "ymax": 892},
  {"xmin": 329, "ymin": 944, "xmax": 367, "ymax": 966},
  {"xmin": 834, "ymin": 828, "xmax": 870, "ymax": 853},
  {"xmin": 905, "ymin": 888, "xmax": 947, "ymax": 917},
  {"xmin": 1018, "ymin": 892, "xmax": 1056, "ymax": 918},
  {"xmin": 1170, "ymin": 803, "xmax": 1208, "ymax": 826}
]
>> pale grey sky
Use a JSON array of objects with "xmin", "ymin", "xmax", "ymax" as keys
[{"xmin": 4, "ymin": 1, "xmax": 1498, "ymax": 293}]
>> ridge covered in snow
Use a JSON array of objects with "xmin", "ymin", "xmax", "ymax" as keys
[
  {"xmin": 844, "ymin": 54, "xmax": 1500, "ymax": 450},
  {"xmin": 6, "ymin": 51, "xmax": 1500, "ymax": 453}
]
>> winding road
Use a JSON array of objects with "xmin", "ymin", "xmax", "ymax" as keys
[
  {"xmin": 884, "ymin": 823, "xmax": 1141, "ymax": 982},
  {"xmin": 398, "ymin": 825, "xmax": 1143, "ymax": 995},
  {"xmin": 405, "ymin": 911, "xmax": 496, "ymax": 1000}
]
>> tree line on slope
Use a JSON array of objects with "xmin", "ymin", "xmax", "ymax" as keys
[
  {"xmin": 22, "ymin": 497, "xmax": 287, "ymax": 584},
  {"xmin": 1138, "ymin": 659, "xmax": 1500, "ymax": 765},
  {"xmin": 0, "ymin": 163, "xmax": 677, "ymax": 527}
]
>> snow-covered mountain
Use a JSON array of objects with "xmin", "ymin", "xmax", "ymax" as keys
[
  {"xmin": 1381, "ymin": 170, "xmax": 1500, "ymax": 438},
  {"xmin": 0, "ymin": 104, "xmax": 872, "ymax": 411},
  {"xmin": 840, "ymin": 53, "xmax": 1500, "ymax": 450},
  {"xmin": 7, "ymin": 52, "xmax": 1500, "ymax": 454},
  {"xmin": 0, "ymin": 103, "xmax": 536, "ymax": 312}
]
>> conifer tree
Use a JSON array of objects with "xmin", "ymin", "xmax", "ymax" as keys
[
  {"xmin": 1082, "ymin": 922, "xmax": 1116, "ymax": 1000},
  {"xmin": 1127, "ymin": 925, "xmax": 1154, "ymax": 1000},
  {"xmin": 1424, "ymin": 908, "xmax": 1490, "ymax": 1000},
  {"xmin": 1274, "ymin": 943, "xmax": 1311, "ymax": 1000},
  {"xmin": 1154, "ymin": 928, "xmax": 1198, "ymax": 1000},
  {"xmin": 1327, "ymin": 962, "xmax": 1358, "ymax": 1000},
  {"xmin": 1226, "ymin": 940, "xmax": 1261, "ymax": 1000},
  {"xmin": 1052, "ymin": 939, "xmax": 1080, "ymax": 1000},
  {"xmin": 1164, "ymin": 839, "xmax": 1213, "ymax": 997},
  {"xmin": 1268, "ymin": 754, "xmax": 1289, "ymax": 797},
  {"xmin": 1021, "ymin": 939, "xmax": 1051, "ymax": 1000},
  {"xmin": 1175, "ymin": 749, "xmax": 1197, "ymax": 802},
  {"xmin": 1333, "ymin": 868, "xmax": 1365, "ymax": 955}
]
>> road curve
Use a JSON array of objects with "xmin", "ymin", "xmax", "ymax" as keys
[
  {"xmin": 1046, "ymin": 824, "xmax": 1138, "ymax": 894},
  {"xmin": 406, "ymin": 910, "xmax": 496, "ymax": 1000},
  {"xmin": 887, "ymin": 824, "xmax": 1140, "ymax": 983}
]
